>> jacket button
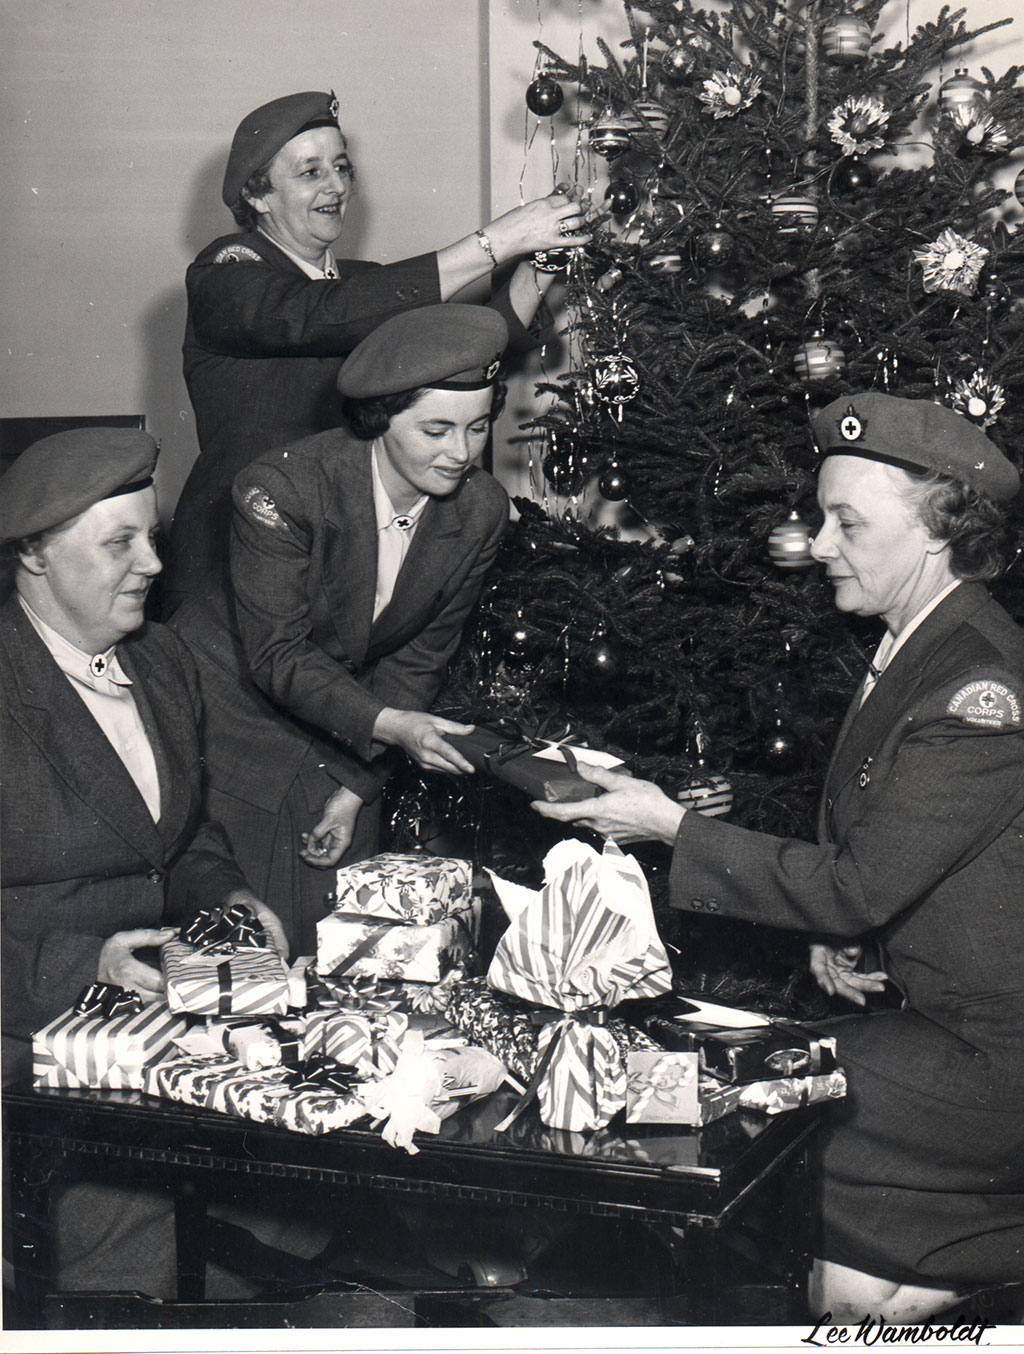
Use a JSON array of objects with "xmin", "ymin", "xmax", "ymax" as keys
[
  {"xmin": 147, "ymin": 868, "xmax": 164, "ymax": 884},
  {"xmin": 691, "ymin": 898, "xmax": 704, "ymax": 911},
  {"xmin": 706, "ymin": 898, "xmax": 720, "ymax": 913}
]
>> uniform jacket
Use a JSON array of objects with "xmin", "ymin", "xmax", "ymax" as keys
[
  {"xmin": 168, "ymin": 230, "xmax": 528, "ymax": 607},
  {"xmin": 170, "ymin": 430, "xmax": 509, "ymax": 811},
  {"xmin": 0, "ymin": 594, "xmax": 247, "ymax": 1070},
  {"xmin": 670, "ymin": 582, "xmax": 1024, "ymax": 1108}
]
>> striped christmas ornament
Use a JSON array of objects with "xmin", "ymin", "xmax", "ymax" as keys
[
  {"xmin": 677, "ymin": 772, "xmax": 733, "ymax": 816},
  {"xmin": 771, "ymin": 193, "xmax": 819, "ymax": 233},
  {"xmin": 794, "ymin": 332, "xmax": 846, "ymax": 381}
]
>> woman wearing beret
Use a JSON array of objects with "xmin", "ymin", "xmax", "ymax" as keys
[
  {"xmin": 535, "ymin": 392, "xmax": 1024, "ymax": 1322},
  {"xmin": 164, "ymin": 89, "xmax": 588, "ymax": 612},
  {"xmin": 171, "ymin": 304, "xmax": 510, "ymax": 955}
]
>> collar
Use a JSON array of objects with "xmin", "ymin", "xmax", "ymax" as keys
[
  {"xmin": 371, "ymin": 442, "xmax": 428, "ymax": 533},
  {"xmin": 257, "ymin": 227, "xmax": 337, "ymax": 279},
  {"xmin": 18, "ymin": 594, "xmax": 131, "ymax": 689},
  {"xmin": 870, "ymin": 578, "xmax": 962, "ymax": 677}
]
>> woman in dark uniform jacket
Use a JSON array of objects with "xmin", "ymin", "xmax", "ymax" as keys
[
  {"xmin": 165, "ymin": 89, "xmax": 588, "ymax": 611},
  {"xmin": 535, "ymin": 392, "xmax": 1024, "ymax": 1323},
  {"xmin": 171, "ymin": 305, "xmax": 510, "ymax": 955}
]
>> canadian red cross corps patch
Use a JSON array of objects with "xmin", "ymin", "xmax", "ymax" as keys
[
  {"xmin": 946, "ymin": 679, "xmax": 1022, "ymax": 728},
  {"xmin": 240, "ymin": 484, "xmax": 284, "ymax": 531}
]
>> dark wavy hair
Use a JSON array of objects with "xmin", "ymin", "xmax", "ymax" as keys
[
  {"xmin": 342, "ymin": 380, "xmax": 507, "ymax": 441},
  {"xmin": 897, "ymin": 467, "xmax": 1013, "ymax": 581}
]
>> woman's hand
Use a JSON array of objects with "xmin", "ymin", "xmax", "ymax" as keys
[
  {"xmin": 223, "ymin": 888, "xmax": 289, "ymax": 962},
  {"xmin": 301, "ymin": 785, "xmax": 364, "ymax": 868},
  {"xmin": 809, "ymin": 942, "xmax": 888, "ymax": 1006},
  {"xmin": 373, "ymin": 707, "xmax": 476, "ymax": 775},
  {"xmin": 485, "ymin": 189, "xmax": 591, "ymax": 262},
  {"xmin": 532, "ymin": 764, "xmax": 685, "ymax": 845},
  {"xmin": 97, "ymin": 926, "xmax": 177, "ymax": 1001}
]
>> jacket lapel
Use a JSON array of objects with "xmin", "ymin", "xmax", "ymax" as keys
[
  {"xmin": 117, "ymin": 638, "xmax": 193, "ymax": 854},
  {"xmin": 322, "ymin": 445, "xmax": 378, "ymax": 665},
  {"xmin": 1, "ymin": 598, "xmax": 166, "ymax": 864}
]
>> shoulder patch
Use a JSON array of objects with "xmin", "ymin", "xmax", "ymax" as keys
[
  {"xmin": 239, "ymin": 484, "xmax": 286, "ymax": 532},
  {"xmin": 946, "ymin": 678, "xmax": 1022, "ymax": 728},
  {"xmin": 213, "ymin": 243, "xmax": 264, "ymax": 265}
]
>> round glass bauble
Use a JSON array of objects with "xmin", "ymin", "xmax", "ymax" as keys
[
  {"xmin": 938, "ymin": 68, "xmax": 987, "ymax": 114},
  {"xmin": 794, "ymin": 332, "xmax": 846, "ymax": 382},
  {"xmin": 768, "ymin": 510, "xmax": 815, "ymax": 569},
  {"xmin": 598, "ymin": 463, "xmax": 630, "ymax": 500},
  {"xmin": 605, "ymin": 180, "xmax": 640, "ymax": 216},
  {"xmin": 590, "ymin": 116, "xmax": 632, "ymax": 159},
  {"xmin": 526, "ymin": 75, "xmax": 564, "ymax": 116},
  {"xmin": 822, "ymin": 13, "xmax": 872, "ymax": 64},
  {"xmin": 677, "ymin": 772, "xmax": 733, "ymax": 816}
]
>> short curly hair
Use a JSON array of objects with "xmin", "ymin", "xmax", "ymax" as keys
[
  {"xmin": 343, "ymin": 380, "xmax": 507, "ymax": 441},
  {"xmin": 897, "ymin": 467, "xmax": 1013, "ymax": 581},
  {"xmin": 229, "ymin": 159, "xmax": 357, "ymax": 232}
]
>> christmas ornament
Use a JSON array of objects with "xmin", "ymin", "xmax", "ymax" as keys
[
  {"xmin": 831, "ymin": 155, "xmax": 874, "ymax": 196},
  {"xmin": 938, "ymin": 68, "xmax": 987, "ymax": 115},
  {"xmin": 828, "ymin": 95, "xmax": 889, "ymax": 156},
  {"xmin": 762, "ymin": 723, "xmax": 801, "ymax": 771},
  {"xmin": 695, "ymin": 223, "xmax": 736, "ymax": 267},
  {"xmin": 633, "ymin": 99, "xmax": 670, "ymax": 136},
  {"xmin": 526, "ymin": 74, "xmax": 564, "ymax": 116},
  {"xmin": 591, "ymin": 353, "xmax": 640, "ymax": 415},
  {"xmin": 981, "ymin": 270, "xmax": 1011, "ymax": 312},
  {"xmin": 768, "ymin": 511, "xmax": 814, "ymax": 569},
  {"xmin": 590, "ymin": 115, "xmax": 632, "ymax": 159},
  {"xmin": 677, "ymin": 770, "xmax": 733, "ymax": 817},
  {"xmin": 596, "ymin": 265, "xmax": 625, "ymax": 293},
  {"xmin": 605, "ymin": 180, "xmax": 640, "ymax": 216},
  {"xmin": 504, "ymin": 611, "xmax": 533, "ymax": 669},
  {"xmin": 822, "ymin": 13, "xmax": 872, "ymax": 64},
  {"xmin": 949, "ymin": 370, "xmax": 1006, "ymax": 428},
  {"xmin": 598, "ymin": 462, "xmax": 630, "ymax": 500},
  {"xmin": 946, "ymin": 104, "xmax": 1010, "ymax": 154},
  {"xmin": 582, "ymin": 635, "xmax": 619, "ymax": 682},
  {"xmin": 794, "ymin": 331, "xmax": 846, "ymax": 382},
  {"xmin": 533, "ymin": 248, "xmax": 574, "ymax": 273},
  {"xmin": 770, "ymin": 192, "xmax": 819, "ymax": 233},
  {"xmin": 913, "ymin": 228, "xmax": 989, "ymax": 297},
  {"xmin": 1015, "ymin": 168, "xmax": 1024, "ymax": 208},
  {"xmin": 649, "ymin": 250, "xmax": 684, "ymax": 274},
  {"xmin": 663, "ymin": 40, "xmax": 695, "ymax": 80},
  {"xmin": 699, "ymin": 65, "xmax": 762, "ymax": 119}
]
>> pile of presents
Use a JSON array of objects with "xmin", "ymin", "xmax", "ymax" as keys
[{"xmin": 34, "ymin": 841, "xmax": 845, "ymax": 1150}]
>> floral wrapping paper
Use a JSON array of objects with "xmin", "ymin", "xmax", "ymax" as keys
[
  {"xmin": 698, "ymin": 1067, "xmax": 847, "ymax": 1125},
  {"xmin": 481, "ymin": 840, "xmax": 673, "ymax": 1132},
  {"xmin": 330, "ymin": 853, "xmax": 474, "ymax": 924},
  {"xmin": 624, "ymin": 1051, "xmax": 701, "ymax": 1124},
  {"xmin": 316, "ymin": 897, "xmax": 481, "ymax": 984},
  {"xmin": 162, "ymin": 939, "xmax": 290, "ymax": 1016},
  {"xmin": 319, "ymin": 969, "xmax": 470, "ymax": 1017},
  {"xmin": 32, "ymin": 1002, "xmax": 190, "ymax": 1090}
]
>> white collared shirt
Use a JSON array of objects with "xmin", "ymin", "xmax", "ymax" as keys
[
  {"xmin": 257, "ymin": 228, "xmax": 338, "ymax": 279},
  {"xmin": 860, "ymin": 579, "xmax": 962, "ymax": 707},
  {"xmin": 19, "ymin": 595, "xmax": 162, "ymax": 821},
  {"xmin": 371, "ymin": 444, "xmax": 428, "ymax": 621}
]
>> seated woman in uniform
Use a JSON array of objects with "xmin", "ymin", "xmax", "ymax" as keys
[
  {"xmin": 171, "ymin": 304, "xmax": 511, "ymax": 955},
  {"xmin": 534, "ymin": 393, "xmax": 1024, "ymax": 1324}
]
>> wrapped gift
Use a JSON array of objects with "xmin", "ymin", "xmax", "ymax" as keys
[
  {"xmin": 162, "ymin": 938, "xmax": 290, "ymax": 1017},
  {"xmin": 329, "ymin": 853, "xmax": 473, "ymax": 924},
  {"xmin": 33, "ymin": 998, "xmax": 189, "ymax": 1090},
  {"xmin": 480, "ymin": 839, "xmax": 672, "ymax": 1132},
  {"xmin": 625, "ymin": 1051, "xmax": 700, "ymax": 1124},
  {"xmin": 316, "ymin": 896, "xmax": 480, "ymax": 984},
  {"xmin": 699, "ymin": 1068, "xmax": 848, "ymax": 1125},
  {"xmin": 446, "ymin": 726, "xmax": 623, "ymax": 804},
  {"xmin": 633, "ymin": 997, "xmax": 838, "ymax": 1084},
  {"xmin": 207, "ymin": 1008, "xmax": 407, "ymax": 1078}
]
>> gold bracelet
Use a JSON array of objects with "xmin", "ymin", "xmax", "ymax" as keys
[{"xmin": 474, "ymin": 229, "xmax": 498, "ymax": 269}]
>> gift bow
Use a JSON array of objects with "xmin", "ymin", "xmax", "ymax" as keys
[
  {"xmin": 180, "ymin": 902, "xmax": 267, "ymax": 953},
  {"xmin": 494, "ymin": 1005, "xmax": 610, "ymax": 1131},
  {"xmin": 489, "ymin": 714, "xmax": 580, "ymax": 774},
  {"xmin": 73, "ymin": 982, "xmax": 144, "ymax": 1019},
  {"xmin": 320, "ymin": 974, "xmax": 404, "ymax": 1012},
  {"xmin": 287, "ymin": 1051, "xmax": 361, "ymax": 1095}
]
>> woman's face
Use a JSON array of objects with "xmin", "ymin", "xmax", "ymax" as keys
[
  {"xmin": 810, "ymin": 455, "xmax": 949, "ymax": 630},
  {"xmin": 20, "ymin": 487, "xmax": 161, "ymax": 653},
  {"xmin": 378, "ymin": 387, "xmax": 494, "ymax": 508},
  {"xmin": 249, "ymin": 126, "xmax": 353, "ymax": 260}
]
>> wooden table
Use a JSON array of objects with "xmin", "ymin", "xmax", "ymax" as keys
[{"xmin": 4, "ymin": 1080, "xmax": 820, "ymax": 1329}]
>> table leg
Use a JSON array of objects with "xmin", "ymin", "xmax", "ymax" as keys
[
  {"xmin": 6, "ymin": 1138, "xmax": 59, "ymax": 1330},
  {"xmin": 173, "ymin": 1169, "xmax": 210, "ymax": 1302}
]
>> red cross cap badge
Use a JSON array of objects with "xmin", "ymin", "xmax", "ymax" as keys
[
  {"xmin": 838, "ymin": 404, "xmax": 865, "ymax": 441},
  {"xmin": 485, "ymin": 358, "xmax": 500, "ymax": 381},
  {"xmin": 328, "ymin": 93, "xmax": 340, "ymax": 120}
]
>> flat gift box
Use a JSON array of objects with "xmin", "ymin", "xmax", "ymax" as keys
[
  {"xmin": 144, "ymin": 1053, "xmax": 369, "ymax": 1135},
  {"xmin": 162, "ymin": 938, "xmax": 290, "ymax": 1017},
  {"xmin": 633, "ymin": 997, "xmax": 838, "ymax": 1084},
  {"xmin": 446, "ymin": 727, "xmax": 623, "ymax": 804},
  {"xmin": 33, "ymin": 1002, "xmax": 189, "ymax": 1090},
  {"xmin": 626, "ymin": 1053, "xmax": 847, "ymax": 1126},
  {"xmin": 316, "ymin": 897, "xmax": 481, "ymax": 985},
  {"xmin": 329, "ymin": 853, "xmax": 473, "ymax": 925}
]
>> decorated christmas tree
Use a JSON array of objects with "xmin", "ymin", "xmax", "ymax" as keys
[{"xmin": 388, "ymin": 0, "xmax": 1024, "ymax": 986}]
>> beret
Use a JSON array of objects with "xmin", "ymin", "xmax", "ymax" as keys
[
  {"xmin": 813, "ymin": 391, "xmax": 1020, "ymax": 503},
  {"xmin": 337, "ymin": 304, "xmax": 508, "ymax": 398},
  {"xmin": 0, "ymin": 428, "xmax": 158, "ymax": 542},
  {"xmin": 222, "ymin": 90, "xmax": 341, "ymax": 207}
]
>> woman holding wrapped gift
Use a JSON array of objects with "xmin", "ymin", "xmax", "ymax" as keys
[
  {"xmin": 535, "ymin": 392, "xmax": 1024, "ymax": 1323},
  {"xmin": 170, "ymin": 304, "xmax": 510, "ymax": 955},
  {"xmin": 163, "ymin": 88, "xmax": 588, "ymax": 611}
]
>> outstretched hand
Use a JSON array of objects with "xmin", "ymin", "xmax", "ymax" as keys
[
  {"xmin": 373, "ymin": 707, "xmax": 477, "ymax": 776},
  {"xmin": 809, "ymin": 942, "xmax": 888, "ymax": 1007},
  {"xmin": 97, "ymin": 926, "xmax": 177, "ymax": 1001},
  {"xmin": 531, "ymin": 763, "xmax": 685, "ymax": 845}
]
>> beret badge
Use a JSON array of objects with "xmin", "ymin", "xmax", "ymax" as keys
[
  {"xmin": 485, "ymin": 358, "xmax": 501, "ymax": 381},
  {"xmin": 838, "ymin": 404, "xmax": 865, "ymax": 442},
  {"xmin": 328, "ymin": 93, "xmax": 340, "ymax": 120}
]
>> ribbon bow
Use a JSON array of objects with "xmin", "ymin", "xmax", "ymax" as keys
[
  {"xmin": 320, "ymin": 974, "xmax": 404, "ymax": 1012},
  {"xmin": 73, "ymin": 982, "xmax": 144, "ymax": 1019},
  {"xmin": 494, "ymin": 1004, "xmax": 610, "ymax": 1132},
  {"xmin": 490, "ymin": 714, "xmax": 580, "ymax": 773},
  {"xmin": 180, "ymin": 902, "xmax": 267, "ymax": 953},
  {"xmin": 288, "ymin": 1051, "xmax": 361, "ymax": 1095}
]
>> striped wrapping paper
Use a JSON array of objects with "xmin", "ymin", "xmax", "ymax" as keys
[
  {"xmin": 330, "ymin": 853, "xmax": 474, "ymax": 924},
  {"xmin": 162, "ymin": 939, "xmax": 290, "ymax": 1016},
  {"xmin": 485, "ymin": 839, "xmax": 673, "ymax": 1132},
  {"xmin": 33, "ymin": 1003, "xmax": 189, "ymax": 1089},
  {"xmin": 299, "ymin": 1009, "xmax": 407, "ymax": 1077}
]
